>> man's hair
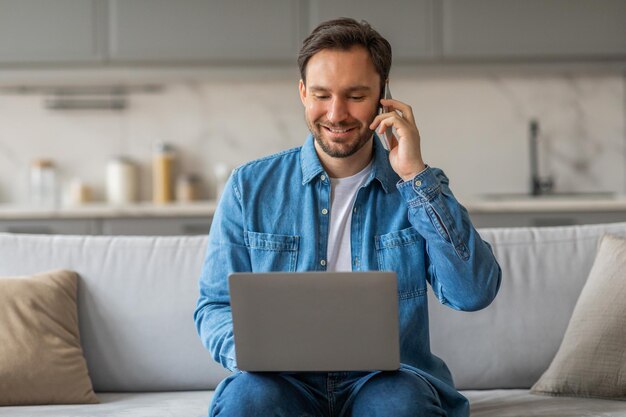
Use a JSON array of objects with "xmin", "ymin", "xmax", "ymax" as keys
[{"xmin": 298, "ymin": 18, "xmax": 392, "ymax": 94}]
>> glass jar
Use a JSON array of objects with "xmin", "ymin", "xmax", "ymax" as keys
[
  {"xmin": 213, "ymin": 163, "xmax": 231, "ymax": 201},
  {"xmin": 30, "ymin": 159, "xmax": 57, "ymax": 208}
]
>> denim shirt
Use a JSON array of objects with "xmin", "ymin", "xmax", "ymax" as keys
[{"xmin": 195, "ymin": 134, "xmax": 502, "ymax": 416}]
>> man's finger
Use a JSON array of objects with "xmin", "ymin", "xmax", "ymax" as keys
[
  {"xmin": 380, "ymin": 99, "xmax": 415, "ymax": 125},
  {"xmin": 377, "ymin": 114, "xmax": 404, "ymax": 135},
  {"xmin": 389, "ymin": 132, "xmax": 399, "ymax": 150},
  {"xmin": 369, "ymin": 111, "xmax": 397, "ymax": 130}
]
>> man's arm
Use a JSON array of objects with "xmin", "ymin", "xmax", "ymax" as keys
[
  {"xmin": 194, "ymin": 169, "xmax": 250, "ymax": 371},
  {"xmin": 371, "ymin": 98, "xmax": 501, "ymax": 311},
  {"xmin": 397, "ymin": 167, "xmax": 502, "ymax": 311}
]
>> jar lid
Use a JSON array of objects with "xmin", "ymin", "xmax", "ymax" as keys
[
  {"xmin": 154, "ymin": 142, "xmax": 174, "ymax": 153},
  {"xmin": 110, "ymin": 155, "xmax": 135, "ymax": 164},
  {"xmin": 32, "ymin": 159, "xmax": 54, "ymax": 168}
]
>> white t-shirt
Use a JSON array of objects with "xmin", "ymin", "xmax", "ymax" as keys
[{"xmin": 326, "ymin": 162, "xmax": 373, "ymax": 272}]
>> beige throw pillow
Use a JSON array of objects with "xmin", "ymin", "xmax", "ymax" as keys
[
  {"xmin": 531, "ymin": 234, "xmax": 626, "ymax": 399},
  {"xmin": 0, "ymin": 269, "xmax": 98, "ymax": 405}
]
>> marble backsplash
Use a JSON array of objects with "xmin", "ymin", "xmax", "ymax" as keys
[{"xmin": 0, "ymin": 71, "xmax": 624, "ymax": 204}]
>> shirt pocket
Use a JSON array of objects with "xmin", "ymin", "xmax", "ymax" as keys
[
  {"xmin": 375, "ymin": 227, "xmax": 426, "ymax": 298},
  {"xmin": 244, "ymin": 231, "xmax": 300, "ymax": 272}
]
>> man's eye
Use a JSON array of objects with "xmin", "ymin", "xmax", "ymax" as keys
[
  {"xmin": 350, "ymin": 96, "xmax": 365, "ymax": 100},
  {"xmin": 315, "ymin": 95, "xmax": 330, "ymax": 100}
]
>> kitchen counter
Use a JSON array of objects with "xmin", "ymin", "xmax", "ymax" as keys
[
  {"xmin": 460, "ymin": 195, "xmax": 626, "ymax": 228},
  {"xmin": 460, "ymin": 195, "xmax": 626, "ymax": 213},
  {"xmin": 0, "ymin": 201, "xmax": 217, "ymax": 220},
  {"xmin": 1, "ymin": 197, "xmax": 626, "ymax": 220}
]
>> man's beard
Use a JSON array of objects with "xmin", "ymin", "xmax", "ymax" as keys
[{"xmin": 306, "ymin": 113, "xmax": 377, "ymax": 159}]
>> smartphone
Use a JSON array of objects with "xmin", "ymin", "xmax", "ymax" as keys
[{"xmin": 377, "ymin": 82, "xmax": 393, "ymax": 151}]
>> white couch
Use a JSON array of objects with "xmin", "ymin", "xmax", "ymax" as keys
[{"xmin": 1, "ymin": 222, "xmax": 626, "ymax": 417}]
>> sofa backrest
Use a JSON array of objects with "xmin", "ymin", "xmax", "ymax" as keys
[
  {"xmin": 0, "ymin": 233, "xmax": 229, "ymax": 392},
  {"xmin": 428, "ymin": 221, "xmax": 626, "ymax": 390},
  {"xmin": 2, "ymin": 221, "xmax": 625, "ymax": 392}
]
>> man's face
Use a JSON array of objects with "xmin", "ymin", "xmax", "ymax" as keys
[{"xmin": 299, "ymin": 46, "xmax": 381, "ymax": 158}]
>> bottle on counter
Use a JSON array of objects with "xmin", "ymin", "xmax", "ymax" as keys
[
  {"xmin": 29, "ymin": 159, "xmax": 58, "ymax": 208},
  {"xmin": 106, "ymin": 156, "xmax": 139, "ymax": 205},
  {"xmin": 152, "ymin": 143, "xmax": 176, "ymax": 204},
  {"xmin": 68, "ymin": 178, "xmax": 92, "ymax": 206},
  {"xmin": 176, "ymin": 174, "xmax": 201, "ymax": 202}
]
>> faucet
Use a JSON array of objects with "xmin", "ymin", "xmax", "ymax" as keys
[{"xmin": 529, "ymin": 119, "xmax": 554, "ymax": 196}]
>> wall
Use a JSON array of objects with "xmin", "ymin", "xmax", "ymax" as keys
[{"xmin": 0, "ymin": 70, "xmax": 623, "ymax": 204}]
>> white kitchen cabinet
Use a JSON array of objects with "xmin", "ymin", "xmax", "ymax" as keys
[
  {"xmin": 101, "ymin": 217, "xmax": 211, "ymax": 236},
  {"xmin": 0, "ymin": 208, "xmax": 624, "ymax": 234},
  {"xmin": 310, "ymin": 0, "xmax": 437, "ymax": 61},
  {"xmin": 0, "ymin": 219, "xmax": 99, "ymax": 234},
  {"xmin": 0, "ymin": 0, "xmax": 102, "ymax": 64},
  {"xmin": 108, "ymin": 0, "xmax": 304, "ymax": 63},
  {"xmin": 0, "ymin": 217, "xmax": 211, "ymax": 236},
  {"xmin": 442, "ymin": 0, "xmax": 626, "ymax": 59}
]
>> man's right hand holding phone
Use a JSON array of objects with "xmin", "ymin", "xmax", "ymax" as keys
[{"xmin": 370, "ymin": 88, "xmax": 426, "ymax": 182}]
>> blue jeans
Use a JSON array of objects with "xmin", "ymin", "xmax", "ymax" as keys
[{"xmin": 209, "ymin": 368, "xmax": 447, "ymax": 417}]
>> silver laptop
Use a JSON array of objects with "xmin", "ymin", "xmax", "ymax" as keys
[{"xmin": 228, "ymin": 271, "xmax": 400, "ymax": 372}]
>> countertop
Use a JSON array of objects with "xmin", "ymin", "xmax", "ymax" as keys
[
  {"xmin": 0, "ymin": 201, "xmax": 217, "ymax": 220},
  {"xmin": 0, "ymin": 196, "xmax": 625, "ymax": 220},
  {"xmin": 460, "ymin": 195, "xmax": 626, "ymax": 213}
]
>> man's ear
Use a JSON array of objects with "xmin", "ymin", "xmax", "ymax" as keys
[{"xmin": 299, "ymin": 79, "xmax": 307, "ymax": 106}]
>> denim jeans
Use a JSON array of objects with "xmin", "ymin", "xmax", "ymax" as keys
[{"xmin": 209, "ymin": 368, "xmax": 447, "ymax": 417}]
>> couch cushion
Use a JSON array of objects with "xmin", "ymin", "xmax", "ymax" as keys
[
  {"xmin": 0, "ymin": 234, "xmax": 230, "ymax": 392},
  {"xmin": 0, "ymin": 270, "xmax": 98, "ymax": 405},
  {"xmin": 466, "ymin": 389, "xmax": 626, "ymax": 417},
  {"xmin": 428, "ymin": 222, "xmax": 626, "ymax": 390},
  {"xmin": 0, "ymin": 391, "xmax": 213, "ymax": 417},
  {"xmin": 531, "ymin": 234, "xmax": 626, "ymax": 399},
  {"xmin": 2, "ymin": 389, "xmax": 625, "ymax": 417}
]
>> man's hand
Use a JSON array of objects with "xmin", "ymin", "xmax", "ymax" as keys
[{"xmin": 369, "ymin": 98, "xmax": 426, "ymax": 181}]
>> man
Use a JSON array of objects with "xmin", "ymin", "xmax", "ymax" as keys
[{"xmin": 195, "ymin": 18, "xmax": 501, "ymax": 417}]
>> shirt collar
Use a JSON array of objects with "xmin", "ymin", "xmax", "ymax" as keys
[{"xmin": 300, "ymin": 133, "xmax": 398, "ymax": 193}]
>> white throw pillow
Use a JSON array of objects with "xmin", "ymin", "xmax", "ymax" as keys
[{"xmin": 531, "ymin": 234, "xmax": 626, "ymax": 399}]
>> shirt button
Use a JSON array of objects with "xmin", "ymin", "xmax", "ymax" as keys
[
  {"xmin": 414, "ymin": 180, "xmax": 422, "ymax": 187},
  {"xmin": 320, "ymin": 259, "xmax": 326, "ymax": 266},
  {"xmin": 353, "ymin": 207, "xmax": 357, "ymax": 213},
  {"xmin": 321, "ymin": 208, "xmax": 328, "ymax": 215},
  {"xmin": 320, "ymin": 174, "xmax": 326, "ymax": 181}
]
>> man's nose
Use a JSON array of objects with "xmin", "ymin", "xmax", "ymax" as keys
[{"xmin": 327, "ymin": 98, "xmax": 348, "ymax": 124}]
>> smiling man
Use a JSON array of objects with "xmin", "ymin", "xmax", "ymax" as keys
[
  {"xmin": 303, "ymin": 47, "xmax": 376, "ymax": 160},
  {"xmin": 195, "ymin": 18, "xmax": 501, "ymax": 417}
]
